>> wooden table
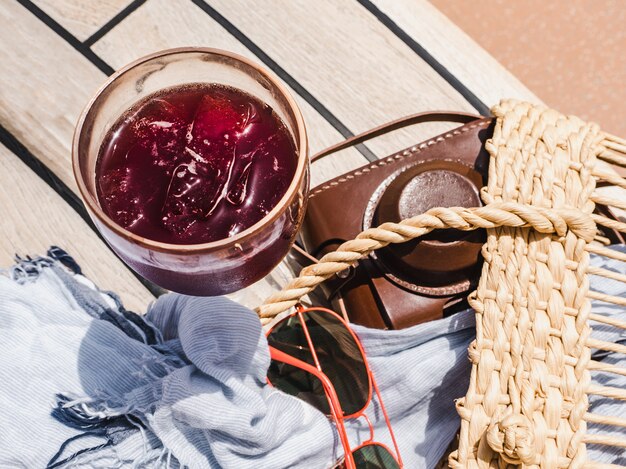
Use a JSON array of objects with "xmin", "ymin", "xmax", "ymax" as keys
[{"xmin": 0, "ymin": 0, "xmax": 538, "ymax": 313}]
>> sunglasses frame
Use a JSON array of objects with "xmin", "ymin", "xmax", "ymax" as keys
[{"xmin": 266, "ymin": 305, "xmax": 403, "ymax": 469}]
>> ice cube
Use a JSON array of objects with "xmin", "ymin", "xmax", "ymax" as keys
[
  {"xmin": 129, "ymin": 98, "xmax": 187, "ymax": 161},
  {"xmin": 189, "ymin": 93, "xmax": 245, "ymax": 144},
  {"xmin": 226, "ymin": 159, "xmax": 254, "ymax": 206},
  {"xmin": 161, "ymin": 161, "xmax": 223, "ymax": 235},
  {"xmin": 99, "ymin": 168, "xmax": 143, "ymax": 228},
  {"xmin": 238, "ymin": 102, "xmax": 261, "ymax": 136}
]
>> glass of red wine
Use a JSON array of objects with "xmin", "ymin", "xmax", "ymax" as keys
[{"xmin": 73, "ymin": 48, "xmax": 309, "ymax": 296}]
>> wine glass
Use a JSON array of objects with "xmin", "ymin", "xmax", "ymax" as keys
[{"xmin": 73, "ymin": 48, "xmax": 309, "ymax": 296}]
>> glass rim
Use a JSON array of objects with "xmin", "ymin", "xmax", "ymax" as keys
[{"xmin": 72, "ymin": 46, "xmax": 309, "ymax": 254}]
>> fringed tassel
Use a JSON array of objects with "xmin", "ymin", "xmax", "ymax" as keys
[
  {"xmin": 46, "ymin": 433, "xmax": 113, "ymax": 469},
  {"xmin": 10, "ymin": 254, "xmax": 54, "ymax": 282},
  {"xmin": 47, "ymin": 246, "xmax": 83, "ymax": 275},
  {"xmin": 52, "ymin": 393, "xmax": 131, "ymax": 431}
]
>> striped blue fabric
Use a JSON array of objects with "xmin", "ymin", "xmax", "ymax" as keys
[{"xmin": 0, "ymin": 246, "xmax": 624, "ymax": 468}]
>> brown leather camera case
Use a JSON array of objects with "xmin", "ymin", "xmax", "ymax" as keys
[{"xmin": 301, "ymin": 116, "xmax": 495, "ymax": 329}]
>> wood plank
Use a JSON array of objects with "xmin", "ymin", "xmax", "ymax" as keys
[
  {"xmin": 92, "ymin": 0, "xmax": 369, "ymax": 187},
  {"xmin": 0, "ymin": 143, "xmax": 154, "ymax": 313},
  {"xmin": 368, "ymin": 0, "xmax": 540, "ymax": 108},
  {"xmin": 31, "ymin": 0, "xmax": 132, "ymax": 41},
  {"xmin": 0, "ymin": 1, "xmax": 106, "ymax": 192},
  {"xmin": 199, "ymin": 0, "xmax": 480, "ymax": 156}
]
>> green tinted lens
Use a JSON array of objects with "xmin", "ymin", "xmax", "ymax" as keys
[
  {"xmin": 352, "ymin": 444, "xmax": 400, "ymax": 469},
  {"xmin": 267, "ymin": 313, "xmax": 331, "ymax": 414},
  {"xmin": 301, "ymin": 311, "xmax": 369, "ymax": 415},
  {"xmin": 267, "ymin": 310, "xmax": 369, "ymax": 416},
  {"xmin": 267, "ymin": 360, "xmax": 330, "ymax": 413}
]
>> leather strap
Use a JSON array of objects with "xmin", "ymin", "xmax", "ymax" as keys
[{"xmin": 310, "ymin": 111, "xmax": 483, "ymax": 163}]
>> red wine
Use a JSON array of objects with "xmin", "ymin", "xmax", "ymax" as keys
[{"xmin": 96, "ymin": 84, "xmax": 297, "ymax": 245}]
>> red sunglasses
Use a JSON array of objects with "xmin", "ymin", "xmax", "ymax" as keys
[{"xmin": 266, "ymin": 305, "xmax": 403, "ymax": 469}]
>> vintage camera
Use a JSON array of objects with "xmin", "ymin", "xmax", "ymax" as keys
[{"xmin": 299, "ymin": 114, "xmax": 491, "ymax": 329}]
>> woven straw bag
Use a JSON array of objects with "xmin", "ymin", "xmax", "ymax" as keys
[{"xmin": 256, "ymin": 100, "xmax": 626, "ymax": 468}]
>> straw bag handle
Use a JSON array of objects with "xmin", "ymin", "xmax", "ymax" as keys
[{"xmin": 255, "ymin": 110, "xmax": 597, "ymax": 324}]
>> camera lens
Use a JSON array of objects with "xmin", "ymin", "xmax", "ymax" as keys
[{"xmin": 372, "ymin": 160, "xmax": 485, "ymax": 293}]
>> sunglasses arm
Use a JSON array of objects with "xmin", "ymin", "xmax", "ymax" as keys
[
  {"xmin": 268, "ymin": 346, "xmax": 357, "ymax": 469},
  {"xmin": 370, "ymin": 374, "xmax": 403, "ymax": 468}
]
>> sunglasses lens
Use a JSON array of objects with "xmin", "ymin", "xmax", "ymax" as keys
[
  {"xmin": 267, "ymin": 310, "xmax": 369, "ymax": 416},
  {"xmin": 267, "ymin": 360, "xmax": 331, "ymax": 413},
  {"xmin": 352, "ymin": 443, "xmax": 400, "ymax": 469}
]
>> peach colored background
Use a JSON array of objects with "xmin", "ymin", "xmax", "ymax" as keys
[{"xmin": 431, "ymin": 0, "xmax": 626, "ymax": 136}]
